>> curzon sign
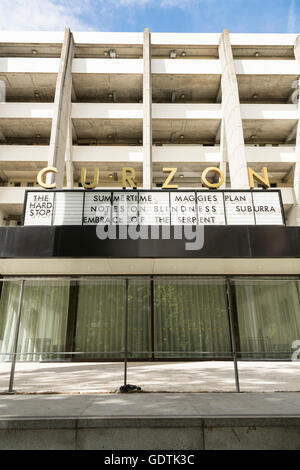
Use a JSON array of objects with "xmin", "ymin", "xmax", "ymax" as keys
[{"xmin": 36, "ymin": 166, "xmax": 271, "ymax": 190}]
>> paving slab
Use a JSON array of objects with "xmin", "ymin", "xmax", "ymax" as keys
[
  {"xmin": 1, "ymin": 361, "xmax": 300, "ymax": 394},
  {"xmin": 1, "ymin": 392, "xmax": 300, "ymax": 419}
]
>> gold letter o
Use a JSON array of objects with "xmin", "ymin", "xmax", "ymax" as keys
[{"xmin": 201, "ymin": 167, "xmax": 224, "ymax": 189}]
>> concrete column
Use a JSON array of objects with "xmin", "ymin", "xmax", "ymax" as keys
[
  {"xmin": 219, "ymin": 119, "xmax": 227, "ymax": 189},
  {"xmin": 143, "ymin": 28, "xmax": 152, "ymax": 189},
  {"xmin": 0, "ymin": 170, "xmax": 7, "ymax": 183},
  {"xmin": 219, "ymin": 30, "xmax": 248, "ymax": 189},
  {"xmin": 0, "ymin": 210, "xmax": 6, "ymax": 226},
  {"xmin": 287, "ymin": 35, "xmax": 300, "ymax": 226},
  {"xmin": 65, "ymin": 118, "xmax": 74, "ymax": 188},
  {"xmin": 47, "ymin": 28, "xmax": 74, "ymax": 188},
  {"xmin": 0, "ymin": 80, "xmax": 6, "ymax": 142},
  {"xmin": 0, "ymin": 79, "xmax": 5, "ymax": 102}
]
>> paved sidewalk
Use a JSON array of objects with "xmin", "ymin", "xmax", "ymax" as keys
[
  {"xmin": 1, "ymin": 392, "xmax": 300, "ymax": 450},
  {"xmin": 0, "ymin": 361, "xmax": 300, "ymax": 394}
]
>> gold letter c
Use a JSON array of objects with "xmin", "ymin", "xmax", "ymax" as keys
[{"xmin": 37, "ymin": 166, "xmax": 58, "ymax": 189}]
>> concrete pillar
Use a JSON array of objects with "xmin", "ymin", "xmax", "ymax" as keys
[
  {"xmin": 143, "ymin": 28, "xmax": 152, "ymax": 189},
  {"xmin": 0, "ymin": 81, "xmax": 6, "ymax": 142},
  {"xmin": 219, "ymin": 30, "xmax": 248, "ymax": 189},
  {"xmin": 219, "ymin": 120, "xmax": 227, "ymax": 189},
  {"xmin": 287, "ymin": 35, "xmax": 300, "ymax": 226},
  {"xmin": 0, "ymin": 170, "xmax": 7, "ymax": 182},
  {"xmin": 0, "ymin": 129, "xmax": 5, "ymax": 143},
  {"xmin": 0, "ymin": 79, "xmax": 6, "ymax": 102},
  {"xmin": 47, "ymin": 28, "xmax": 74, "ymax": 188},
  {"xmin": 0, "ymin": 210, "xmax": 6, "ymax": 226},
  {"xmin": 65, "ymin": 118, "xmax": 74, "ymax": 188}
]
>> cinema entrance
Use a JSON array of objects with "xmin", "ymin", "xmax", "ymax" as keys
[{"xmin": 1, "ymin": 276, "xmax": 300, "ymax": 362}]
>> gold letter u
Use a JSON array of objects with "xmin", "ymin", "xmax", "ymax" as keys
[{"xmin": 80, "ymin": 168, "xmax": 99, "ymax": 189}]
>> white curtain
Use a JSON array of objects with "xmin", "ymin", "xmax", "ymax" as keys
[
  {"xmin": 74, "ymin": 278, "xmax": 152, "ymax": 359},
  {"xmin": 74, "ymin": 278, "xmax": 126, "ymax": 358},
  {"xmin": 0, "ymin": 280, "xmax": 69, "ymax": 361},
  {"xmin": 2, "ymin": 276, "xmax": 299, "ymax": 362},
  {"xmin": 234, "ymin": 278, "xmax": 300, "ymax": 359},
  {"xmin": 127, "ymin": 278, "xmax": 152, "ymax": 358},
  {"xmin": 154, "ymin": 277, "xmax": 231, "ymax": 358},
  {"xmin": 0, "ymin": 281, "xmax": 21, "ymax": 361}
]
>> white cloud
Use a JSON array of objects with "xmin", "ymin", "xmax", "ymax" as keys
[
  {"xmin": 160, "ymin": 0, "xmax": 209, "ymax": 7},
  {"xmin": 160, "ymin": 0, "xmax": 192, "ymax": 6},
  {"xmin": 116, "ymin": 0, "xmax": 152, "ymax": 5},
  {"xmin": 0, "ymin": 0, "xmax": 214, "ymax": 31},
  {"xmin": 0, "ymin": 0, "xmax": 92, "ymax": 30},
  {"xmin": 0, "ymin": 0, "xmax": 178, "ymax": 31}
]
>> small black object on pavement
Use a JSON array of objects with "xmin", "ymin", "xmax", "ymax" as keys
[{"xmin": 119, "ymin": 384, "xmax": 142, "ymax": 393}]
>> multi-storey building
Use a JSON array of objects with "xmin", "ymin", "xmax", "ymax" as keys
[{"xmin": 0, "ymin": 29, "xmax": 300, "ymax": 364}]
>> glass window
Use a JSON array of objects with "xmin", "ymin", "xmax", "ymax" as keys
[
  {"xmin": 127, "ymin": 278, "xmax": 152, "ymax": 359},
  {"xmin": 74, "ymin": 278, "xmax": 126, "ymax": 359},
  {"xmin": 2, "ymin": 276, "xmax": 299, "ymax": 362},
  {"xmin": 153, "ymin": 277, "xmax": 231, "ymax": 358},
  {"xmin": 0, "ymin": 279, "xmax": 69, "ymax": 361},
  {"xmin": 0, "ymin": 280, "xmax": 21, "ymax": 361},
  {"xmin": 233, "ymin": 278, "xmax": 300, "ymax": 359},
  {"xmin": 74, "ymin": 277, "xmax": 152, "ymax": 359}
]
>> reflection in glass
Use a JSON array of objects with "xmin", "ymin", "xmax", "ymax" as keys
[
  {"xmin": 154, "ymin": 277, "xmax": 231, "ymax": 358},
  {"xmin": 234, "ymin": 278, "xmax": 300, "ymax": 359},
  {"xmin": 0, "ymin": 280, "xmax": 69, "ymax": 361}
]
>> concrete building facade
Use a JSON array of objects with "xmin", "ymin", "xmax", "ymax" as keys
[
  {"xmin": 0, "ymin": 30, "xmax": 300, "ymax": 363},
  {"xmin": 0, "ymin": 30, "xmax": 299, "ymax": 221}
]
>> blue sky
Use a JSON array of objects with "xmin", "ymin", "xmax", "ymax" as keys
[{"xmin": 0, "ymin": 0, "xmax": 299, "ymax": 33}]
